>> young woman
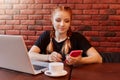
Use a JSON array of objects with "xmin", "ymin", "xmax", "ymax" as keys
[{"xmin": 28, "ymin": 6, "xmax": 102, "ymax": 65}]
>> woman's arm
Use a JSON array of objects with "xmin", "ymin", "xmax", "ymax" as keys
[
  {"xmin": 28, "ymin": 45, "xmax": 49, "ymax": 61},
  {"xmin": 66, "ymin": 47, "xmax": 103, "ymax": 65},
  {"xmin": 79, "ymin": 47, "xmax": 102, "ymax": 64},
  {"xmin": 28, "ymin": 45, "xmax": 62, "ymax": 62}
]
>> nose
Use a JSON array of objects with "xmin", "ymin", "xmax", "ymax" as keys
[{"xmin": 60, "ymin": 21, "xmax": 64, "ymax": 27}]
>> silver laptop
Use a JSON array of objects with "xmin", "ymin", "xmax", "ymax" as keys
[{"xmin": 0, "ymin": 35, "xmax": 48, "ymax": 75}]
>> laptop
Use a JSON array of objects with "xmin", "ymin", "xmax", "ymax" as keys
[{"xmin": 0, "ymin": 35, "xmax": 48, "ymax": 75}]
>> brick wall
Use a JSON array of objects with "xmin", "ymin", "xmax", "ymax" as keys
[{"xmin": 0, "ymin": 0, "xmax": 120, "ymax": 53}]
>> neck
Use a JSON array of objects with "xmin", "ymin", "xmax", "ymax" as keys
[{"xmin": 55, "ymin": 32, "xmax": 67, "ymax": 42}]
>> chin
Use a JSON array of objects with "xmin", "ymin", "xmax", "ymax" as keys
[{"xmin": 58, "ymin": 31, "xmax": 66, "ymax": 34}]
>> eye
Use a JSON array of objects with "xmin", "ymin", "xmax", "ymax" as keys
[
  {"xmin": 64, "ymin": 19, "xmax": 70, "ymax": 23},
  {"xmin": 55, "ymin": 18, "xmax": 61, "ymax": 22}
]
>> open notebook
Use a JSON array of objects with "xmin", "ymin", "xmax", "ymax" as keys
[{"xmin": 0, "ymin": 35, "xmax": 48, "ymax": 75}]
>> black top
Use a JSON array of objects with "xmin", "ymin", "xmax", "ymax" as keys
[
  {"xmin": 34, "ymin": 31, "xmax": 120, "ymax": 63},
  {"xmin": 34, "ymin": 30, "xmax": 92, "ymax": 57}
]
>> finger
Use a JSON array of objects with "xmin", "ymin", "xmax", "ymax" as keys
[
  {"xmin": 66, "ymin": 60, "xmax": 73, "ymax": 65},
  {"xmin": 51, "ymin": 52, "xmax": 63, "ymax": 62},
  {"xmin": 51, "ymin": 54, "xmax": 62, "ymax": 62},
  {"xmin": 55, "ymin": 56, "xmax": 62, "ymax": 62},
  {"xmin": 51, "ymin": 55, "xmax": 57, "ymax": 61},
  {"xmin": 56, "ymin": 54, "xmax": 62, "ymax": 61},
  {"xmin": 56, "ymin": 57, "xmax": 62, "ymax": 62},
  {"xmin": 57, "ymin": 53, "xmax": 62, "ymax": 58}
]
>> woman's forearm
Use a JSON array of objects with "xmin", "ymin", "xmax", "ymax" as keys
[
  {"xmin": 79, "ymin": 47, "xmax": 103, "ymax": 64},
  {"xmin": 80, "ymin": 55, "xmax": 102, "ymax": 64},
  {"xmin": 28, "ymin": 52, "xmax": 49, "ymax": 61}
]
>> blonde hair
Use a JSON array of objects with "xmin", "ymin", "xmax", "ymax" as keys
[{"xmin": 47, "ymin": 6, "xmax": 72, "ymax": 55}]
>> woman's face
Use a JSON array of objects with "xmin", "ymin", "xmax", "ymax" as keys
[{"xmin": 52, "ymin": 11, "xmax": 71, "ymax": 35}]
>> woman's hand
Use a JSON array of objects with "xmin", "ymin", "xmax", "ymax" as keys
[
  {"xmin": 66, "ymin": 55, "xmax": 82, "ymax": 65},
  {"xmin": 49, "ymin": 51, "xmax": 62, "ymax": 62}
]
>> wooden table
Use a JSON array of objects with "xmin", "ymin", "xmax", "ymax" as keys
[
  {"xmin": 0, "ymin": 63, "xmax": 120, "ymax": 80},
  {"xmin": 71, "ymin": 63, "xmax": 120, "ymax": 80},
  {"xmin": 0, "ymin": 64, "xmax": 71, "ymax": 80}
]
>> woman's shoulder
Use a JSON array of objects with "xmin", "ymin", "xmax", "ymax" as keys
[
  {"xmin": 71, "ymin": 31, "xmax": 84, "ymax": 38},
  {"xmin": 40, "ymin": 30, "xmax": 51, "ymax": 36},
  {"xmin": 42, "ymin": 30, "xmax": 50, "ymax": 34},
  {"xmin": 37, "ymin": 30, "xmax": 51, "ymax": 40}
]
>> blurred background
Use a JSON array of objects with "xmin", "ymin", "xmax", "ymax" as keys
[{"xmin": 0, "ymin": 0, "xmax": 120, "ymax": 53}]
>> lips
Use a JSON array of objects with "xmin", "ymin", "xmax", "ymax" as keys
[{"xmin": 58, "ymin": 28, "xmax": 66, "ymax": 30}]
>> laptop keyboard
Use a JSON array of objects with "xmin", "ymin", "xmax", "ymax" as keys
[{"xmin": 33, "ymin": 65, "xmax": 46, "ymax": 70}]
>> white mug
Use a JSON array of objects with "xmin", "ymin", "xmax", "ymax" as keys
[{"xmin": 49, "ymin": 62, "xmax": 64, "ymax": 74}]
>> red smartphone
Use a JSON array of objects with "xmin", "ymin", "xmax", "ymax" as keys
[{"xmin": 70, "ymin": 50, "xmax": 83, "ymax": 57}]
